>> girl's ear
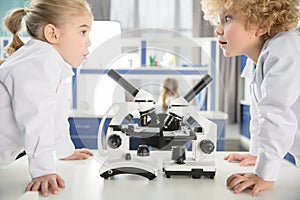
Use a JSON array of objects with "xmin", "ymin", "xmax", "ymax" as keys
[{"xmin": 44, "ymin": 24, "xmax": 59, "ymax": 44}]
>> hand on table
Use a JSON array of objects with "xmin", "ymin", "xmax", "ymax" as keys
[
  {"xmin": 227, "ymin": 173, "xmax": 274, "ymax": 197},
  {"xmin": 25, "ymin": 149, "xmax": 93, "ymax": 197},
  {"xmin": 224, "ymin": 153, "xmax": 257, "ymax": 166},
  {"xmin": 26, "ymin": 173, "xmax": 65, "ymax": 197},
  {"xmin": 61, "ymin": 148, "xmax": 93, "ymax": 160}
]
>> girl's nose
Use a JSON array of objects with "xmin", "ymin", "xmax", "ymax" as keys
[
  {"xmin": 87, "ymin": 36, "xmax": 92, "ymax": 47},
  {"xmin": 215, "ymin": 24, "xmax": 224, "ymax": 36}
]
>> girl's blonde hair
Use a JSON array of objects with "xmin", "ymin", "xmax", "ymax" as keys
[
  {"xmin": 161, "ymin": 78, "xmax": 179, "ymax": 112},
  {"xmin": 3, "ymin": 0, "xmax": 92, "ymax": 56},
  {"xmin": 201, "ymin": 0, "xmax": 300, "ymax": 40}
]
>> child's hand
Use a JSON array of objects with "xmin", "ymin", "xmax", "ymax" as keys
[
  {"xmin": 224, "ymin": 153, "xmax": 257, "ymax": 166},
  {"xmin": 26, "ymin": 173, "xmax": 65, "ymax": 197},
  {"xmin": 226, "ymin": 173, "xmax": 274, "ymax": 197},
  {"xmin": 61, "ymin": 148, "xmax": 93, "ymax": 160}
]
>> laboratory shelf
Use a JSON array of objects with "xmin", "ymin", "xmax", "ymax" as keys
[{"xmin": 79, "ymin": 67, "xmax": 208, "ymax": 76}]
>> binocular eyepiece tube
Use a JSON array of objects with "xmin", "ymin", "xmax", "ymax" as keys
[
  {"xmin": 107, "ymin": 69, "xmax": 139, "ymax": 97},
  {"xmin": 183, "ymin": 74, "xmax": 212, "ymax": 103}
]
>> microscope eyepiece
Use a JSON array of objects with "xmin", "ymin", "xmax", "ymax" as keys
[
  {"xmin": 107, "ymin": 69, "xmax": 139, "ymax": 97},
  {"xmin": 183, "ymin": 74, "xmax": 212, "ymax": 103}
]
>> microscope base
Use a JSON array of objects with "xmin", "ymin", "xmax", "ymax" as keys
[
  {"xmin": 100, "ymin": 167, "xmax": 157, "ymax": 180},
  {"xmin": 163, "ymin": 160, "xmax": 216, "ymax": 179},
  {"xmin": 99, "ymin": 159, "xmax": 158, "ymax": 180}
]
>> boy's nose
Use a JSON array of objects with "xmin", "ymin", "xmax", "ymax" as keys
[{"xmin": 215, "ymin": 24, "xmax": 224, "ymax": 36}]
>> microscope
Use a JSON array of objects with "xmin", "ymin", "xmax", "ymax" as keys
[{"xmin": 98, "ymin": 69, "xmax": 217, "ymax": 180}]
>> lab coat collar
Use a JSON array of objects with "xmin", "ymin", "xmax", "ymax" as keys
[
  {"xmin": 61, "ymin": 62, "xmax": 75, "ymax": 80},
  {"xmin": 28, "ymin": 39, "xmax": 75, "ymax": 79},
  {"xmin": 241, "ymin": 58, "xmax": 255, "ymax": 79},
  {"xmin": 240, "ymin": 36, "xmax": 273, "ymax": 79}
]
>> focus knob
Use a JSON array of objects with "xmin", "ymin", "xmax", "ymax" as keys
[
  {"xmin": 108, "ymin": 134, "xmax": 122, "ymax": 149},
  {"xmin": 137, "ymin": 145, "xmax": 150, "ymax": 156},
  {"xmin": 199, "ymin": 139, "xmax": 215, "ymax": 154}
]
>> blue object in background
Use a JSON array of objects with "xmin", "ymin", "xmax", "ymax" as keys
[
  {"xmin": 240, "ymin": 55, "xmax": 247, "ymax": 73},
  {"xmin": 141, "ymin": 40, "xmax": 147, "ymax": 66},
  {"xmin": 69, "ymin": 117, "xmax": 112, "ymax": 149},
  {"xmin": 195, "ymin": 89, "xmax": 207, "ymax": 110},
  {"xmin": 284, "ymin": 153, "xmax": 296, "ymax": 165},
  {"xmin": 3, "ymin": 39, "xmax": 8, "ymax": 47},
  {"xmin": 1, "ymin": 39, "xmax": 9, "ymax": 58}
]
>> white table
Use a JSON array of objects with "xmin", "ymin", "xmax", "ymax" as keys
[{"xmin": 1, "ymin": 151, "xmax": 300, "ymax": 200}]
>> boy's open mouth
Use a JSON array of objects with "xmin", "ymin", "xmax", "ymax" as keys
[{"xmin": 219, "ymin": 40, "xmax": 227, "ymax": 45}]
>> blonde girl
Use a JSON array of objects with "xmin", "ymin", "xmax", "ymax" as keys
[
  {"xmin": 160, "ymin": 78, "xmax": 179, "ymax": 112},
  {"xmin": 0, "ymin": 0, "xmax": 94, "ymax": 197}
]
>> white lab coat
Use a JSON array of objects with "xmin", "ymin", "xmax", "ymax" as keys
[
  {"xmin": 0, "ymin": 39, "xmax": 75, "ymax": 178},
  {"xmin": 242, "ymin": 31, "xmax": 300, "ymax": 181}
]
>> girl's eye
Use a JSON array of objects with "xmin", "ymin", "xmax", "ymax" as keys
[
  {"xmin": 225, "ymin": 16, "xmax": 232, "ymax": 23},
  {"xmin": 80, "ymin": 30, "xmax": 87, "ymax": 36}
]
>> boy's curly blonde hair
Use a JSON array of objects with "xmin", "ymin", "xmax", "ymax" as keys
[{"xmin": 201, "ymin": 0, "xmax": 300, "ymax": 40}]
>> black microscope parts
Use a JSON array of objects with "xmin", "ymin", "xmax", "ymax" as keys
[{"xmin": 98, "ymin": 69, "xmax": 217, "ymax": 180}]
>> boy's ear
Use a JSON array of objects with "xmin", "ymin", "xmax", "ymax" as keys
[
  {"xmin": 44, "ymin": 24, "xmax": 59, "ymax": 44},
  {"xmin": 256, "ymin": 26, "xmax": 268, "ymax": 37}
]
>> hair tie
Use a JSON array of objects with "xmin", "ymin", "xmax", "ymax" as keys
[{"xmin": 23, "ymin": 8, "xmax": 29, "ymax": 15}]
